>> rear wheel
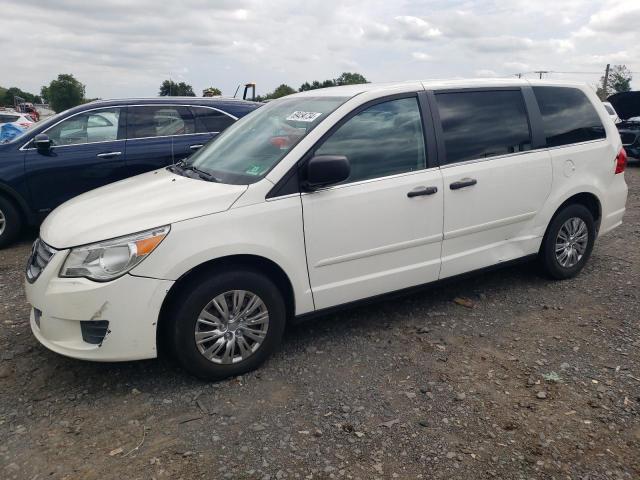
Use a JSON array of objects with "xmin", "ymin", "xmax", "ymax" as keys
[
  {"xmin": 0, "ymin": 196, "xmax": 22, "ymax": 249},
  {"xmin": 540, "ymin": 204, "xmax": 595, "ymax": 280},
  {"xmin": 168, "ymin": 269, "xmax": 286, "ymax": 380}
]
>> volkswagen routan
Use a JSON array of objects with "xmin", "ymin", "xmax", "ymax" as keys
[{"xmin": 25, "ymin": 79, "xmax": 628, "ymax": 379}]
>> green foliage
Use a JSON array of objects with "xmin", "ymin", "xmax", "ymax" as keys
[
  {"xmin": 159, "ymin": 80, "xmax": 195, "ymax": 96},
  {"xmin": 597, "ymin": 64, "xmax": 633, "ymax": 100},
  {"xmin": 202, "ymin": 87, "xmax": 222, "ymax": 97},
  {"xmin": 42, "ymin": 74, "xmax": 85, "ymax": 113},
  {"xmin": 1, "ymin": 86, "xmax": 42, "ymax": 107},
  {"xmin": 256, "ymin": 84, "xmax": 296, "ymax": 101},
  {"xmin": 299, "ymin": 72, "xmax": 369, "ymax": 92}
]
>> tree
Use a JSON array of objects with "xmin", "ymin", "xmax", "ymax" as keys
[
  {"xmin": 2, "ymin": 87, "xmax": 42, "ymax": 106},
  {"xmin": 335, "ymin": 72, "xmax": 368, "ymax": 86},
  {"xmin": 202, "ymin": 87, "xmax": 222, "ymax": 97},
  {"xmin": 597, "ymin": 64, "xmax": 632, "ymax": 100},
  {"xmin": 41, "ymin": 74, "xmax": 84, "ymax": 112},
  {"xmin": 256, "ymin": 84, "xmax": 296, "ymax": 101},
  {"xmin": 159, "ymin": 80, "xmax": 195, "ymax": 96},
  {"xmin": 298, "ymin": 72, "xmax": 368, "ymax": 92}
]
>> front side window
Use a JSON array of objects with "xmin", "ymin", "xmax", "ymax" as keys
[
  {"xmin": 188, "ymin": 96, "xmax": 348, "ymax": 184},
  {"xmin": 191, "ymin": 106, "xmax": 235, "ymax": 133},
  {"xmin": 533, "ymin": 87, "xmax": 606, "ymax": 147},
  {"xmin": 45, "ymin": 108, "xmax": 123, "ymax": 146},
  {"xmin": 315, "ymin": 97, "xmax": 426, "ymax": 183},
  {"xmin": 128, "ymin": 105, "xmax": 195, "ymax": 139},
  {"xmin": 436, "ymin": 90, "xmax": 532, "ymax": 165}
]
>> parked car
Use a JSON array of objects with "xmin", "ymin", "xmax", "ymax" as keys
[
  {"xmin": 25, "ymin": 80, "xmax": 628, "ymax": 380},
  {"xmin": 608, "ymin": 91, "xmax": 640, "ymax": 160},
  {"xmin": 0, "ymin": 111, "xmax": 35, "ymax": 129},
  {"xmin": 602, "ymin": 101, "xmax": 620, "ymax": 123},
  {"xmin": 0, "ymin": 97, "xmax": 261, "ymax": 247}
]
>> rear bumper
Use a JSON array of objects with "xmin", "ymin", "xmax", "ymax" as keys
[
  {"xmin": 600, "ymin": 175, "xmax": 628, "ymax": 236},
  {"xmin": 25, "ymin": 250, "xmax": 173, "ymax": 362}
]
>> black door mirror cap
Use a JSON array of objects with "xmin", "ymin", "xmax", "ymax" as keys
[
  {"xmin": 305, "ymin": 155, "xmax": 350, "ymax": 190},
  {"xmin": 34, "ymin": 134, "xmax": 52, "ymax": 153}
]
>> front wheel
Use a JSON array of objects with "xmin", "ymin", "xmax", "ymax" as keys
[
  {"xmin": 0, "ymin": 196, "xmax": 22, "ymax": 249},
  {"xmin": 539, "ymin": 204, "xmax": 596, "ymax": 280},
  {"xmin": 168, "ymin": 269, "xmax": 286, "ymax": 380}
]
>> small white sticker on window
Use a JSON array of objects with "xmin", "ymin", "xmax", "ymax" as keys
[{"xmin": 286, "ymin": 111, "xmax": 322, "ymax": 122}]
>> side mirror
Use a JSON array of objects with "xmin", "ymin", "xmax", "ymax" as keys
[
  {"xmin": 305, "ymin": 155, "xmax": 350, "ymax": 189},
  {"xmin": 34, "ymin": 134, "xmax": 52, "ymax": 154}
]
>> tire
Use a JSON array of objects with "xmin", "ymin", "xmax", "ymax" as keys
[
  {"xmin": 539, "ymin": 204, "xmax": 596, "ymax": 280},
  {"xmin": 0, "ymin": 196, "xmax": 22, "ymax": 249},
  {"xmin": 168, "ymin": 268, "xmax": 287, "ymax": 380}
]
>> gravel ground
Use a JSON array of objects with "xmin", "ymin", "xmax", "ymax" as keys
[{"xmin": 1, "ymin": 168, "xmax": 638, "ymax": 480}]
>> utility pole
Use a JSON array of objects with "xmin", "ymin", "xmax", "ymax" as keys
[
  {"xmin": 602, "ymin": 63, "xmax": 610, "ymax": 96},
  {"xmin": 534, "ymin": 70, "xmax": 549, "ymax": 79}
]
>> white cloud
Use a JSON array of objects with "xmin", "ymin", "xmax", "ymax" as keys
[
  {"xmin": 394, "ymin": 16, "xmax": 442, "ymax": 40},
  {"xmin": 0, "ymin": 0, "xmax": 637, "ymax": 98},
  {"xmin": 411, "ymin": 52, "xmax": 431, "ymax": 61}
]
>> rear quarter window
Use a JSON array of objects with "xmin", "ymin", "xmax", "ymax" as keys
[{"xmin": 533, "ymin": 87, "xmax": 605, "ymax": 147}]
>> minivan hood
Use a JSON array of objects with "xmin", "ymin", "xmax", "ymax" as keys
[
  {"xmin": 41, "ymin": 168, "xmax": 248, "ymax": 249},
  {"xmin": 608, "ymin": 91, "xmax": 640, "ymax": 120}
]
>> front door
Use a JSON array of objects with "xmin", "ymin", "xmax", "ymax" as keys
[
  {"xmin": 431, "ymin": 89, "xmax": 553, "ymax": 278},
  {"xmin": 25, "ymin": 106, "xmax": 127, "ymax": 214},
  {"xmin": 301, "ymin": 95, "xmax": 444, "ymax": 309}
]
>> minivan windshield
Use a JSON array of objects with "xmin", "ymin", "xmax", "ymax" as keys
[{"xmin": 185, "ymin": 96, "xmax": 349, "ymax": 184}]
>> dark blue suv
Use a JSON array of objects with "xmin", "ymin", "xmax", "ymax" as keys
[{"xmin": 0, "ymin": 97, "xmax": 261, "ymax": 247}]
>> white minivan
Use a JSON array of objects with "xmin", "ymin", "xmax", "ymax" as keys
[{"xmin": 25, "ymin": 79, "xmax": 628, "ymax": 379}]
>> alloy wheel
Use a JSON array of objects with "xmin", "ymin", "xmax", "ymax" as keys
[
  {"xmin": 194, "ymin": 290, "xmax": 270, "ymax": 364},
  {"xmin": 0, "ymin": 207, "xmax": 5, "ymax": 236},
  {"xmin": 555, "ymin": 217, "xmax": 588, "ymax": 268}
]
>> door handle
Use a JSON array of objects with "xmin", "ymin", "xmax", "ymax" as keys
[
  {"xmin": 96, "ymin": 151, "xmax": 122, "ymax": 158},
  {"xmin": 407, "ymin": 186, "xmax": 438, "ymax": 198},
  {"xmin": 449, "ymin": 178, "xmax": 477, "ymax": 190},
  {"xmin": 189, "ymin": 144, "xmax": 204, "ymax": 150}
]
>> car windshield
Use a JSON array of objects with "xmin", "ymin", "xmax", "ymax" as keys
[{"xmin": 185, "ymin": 96, "xmax": 349, "ymax": 184}]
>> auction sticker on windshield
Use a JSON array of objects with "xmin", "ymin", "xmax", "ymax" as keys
[{"xmin": 286, "ymin": 111, "xmax": 322, "ymax": 122}]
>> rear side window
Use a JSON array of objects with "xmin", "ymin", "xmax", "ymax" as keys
[
  {"xmin": 533, "ymin": 87, "xmax": 605, "ymax": 147},
  {"xmin": 191, "ymin": 106, "xmax": 235, "ymax": 133},
  {"xmin": 128, "ymin": 106, "xmax": 195, "ymax": 139},
  {"xmin": 315, "ymin": 96, "xmax": 427, "ymax": 183},
  {"xmin": 435, "ymin": 90, "xmax": 531, "ymax": 165}
]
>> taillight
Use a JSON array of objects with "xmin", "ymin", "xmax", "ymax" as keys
[{"xmin": 615, "ymin": 148, "xmax": 627, "ymax": 174}]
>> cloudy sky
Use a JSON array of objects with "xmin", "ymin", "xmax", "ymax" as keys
[{"xmin": 1, "ymin": 0, "xmax": 638, "ymax": 99}]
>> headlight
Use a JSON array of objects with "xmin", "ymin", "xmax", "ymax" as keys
[{"xmin": 59, "ymin": 226, "xmax": 169, "ymax": 281}]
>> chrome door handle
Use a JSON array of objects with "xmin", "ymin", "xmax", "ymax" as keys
[
  {"xmin": 189, "ymin": 144, "xmax": 204, "ymax": 150},
  {"xmin": 96, "ymin": 151, "xmax": 122, "ymax": 158},
  {"xmin": 449, "ymin": 178, "xmax": 477, "ymax": 190},
  {"xmin": 407, "ymin": 186, "xmax": 438, "ymax": 197}
]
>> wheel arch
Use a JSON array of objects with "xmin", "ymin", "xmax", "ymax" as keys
[
  {"xmin": 156, "ymin": 254, "xmax": 296, "ymax": 354},
  {"xmin": 540, "ymin": 191, "xmax": 602, "ymax": 251},
  {"xmin": 0, "ymin": 182, "xmax": 35, "ymax": 226}
]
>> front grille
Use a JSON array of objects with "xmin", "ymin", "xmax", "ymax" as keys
[
  {"xmin": 620, "ymin": 132, "xmax": 637, "ymax": 146},
  {"xmin": 80, "ymin": 320, "xmax": 110, "ymax": 344},
  {"xmin": 26, "ymin": 239, "xmax": 57, "ymax": 283}
]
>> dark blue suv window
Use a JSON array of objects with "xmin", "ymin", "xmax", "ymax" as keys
[{"xmin": 128, "ymin": 105, "xmax": 195, "ymax": 138}]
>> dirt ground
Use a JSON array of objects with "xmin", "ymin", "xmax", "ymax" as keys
[{"xmin": 1, "ymin": 168, "xmax": 638, "ymax": 480}]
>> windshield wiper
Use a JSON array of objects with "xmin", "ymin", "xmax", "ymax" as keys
[
  {"xmin": 167, "ymin": 161, "xmax": 221, "ymax": 182},
  {"xmin": 182, "ymin": 163, "xmax": 221, "ymax": 183}
]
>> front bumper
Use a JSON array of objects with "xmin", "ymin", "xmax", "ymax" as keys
[{"xmin": 25, "ymin": 248, "xmax": 174, "ymax": 362}]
